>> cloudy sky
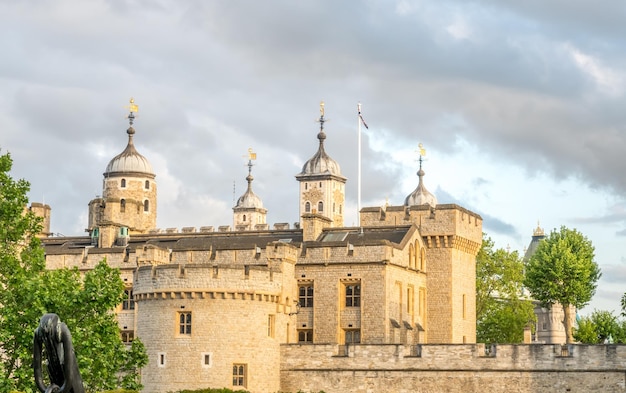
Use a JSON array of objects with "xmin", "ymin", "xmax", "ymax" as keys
[{"xmin": 2, "ymin": 1, "xmax": 625, "ymax": 314}]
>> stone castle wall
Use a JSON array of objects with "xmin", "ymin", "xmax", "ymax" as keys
[
  {"xmin": 133, "ymin": 250, "xmax": 297, "ymax": 393},
  {"xmin": 280, "ymin": 343, "xmax": 626, "ymax": 393}
]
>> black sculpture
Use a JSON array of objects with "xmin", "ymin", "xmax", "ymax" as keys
[{"xmin": 33, "ymin": 313, "xmax": 85, "ymax": 393}]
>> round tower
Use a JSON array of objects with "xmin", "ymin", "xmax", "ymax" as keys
[
  {"xmin": 295, "ymin": 102, "xmax": 346, "ymax": 228},
  {"xmin": 88, "ymin": 99, "xmax": 157, "ymax": 247},
  {"xmin": 233, "ymin": 149, "xmax": 267, "ymax": 231}
]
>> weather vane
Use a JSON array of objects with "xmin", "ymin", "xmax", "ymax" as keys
[
  {"xmin": 246, "ymin": 147, "xmax": 257, "ymax": 161},
  {"xmin": 243, "ymin": 148, "xmax": 257, "ymax": 175},
  {"xmin": 416, "ymin": 143, "xmax": 427, "ymax": 169},
  {"xmin": 126, "ymin": 97, "xmax": 138, "ymax": 126},
  {"xmin": 316, "ymin": 100, "xmax": 328, "ymax": 131}
]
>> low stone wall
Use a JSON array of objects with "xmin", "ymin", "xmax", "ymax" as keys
[{"xmin": 280, "ymin": 344, "xmax": 626, "ymax": 393}]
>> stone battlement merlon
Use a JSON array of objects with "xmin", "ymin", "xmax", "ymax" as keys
[
  {"xmin": 281, "ymin": 343, "xmax": 626, "ymax": 371},
  {"xmin": 422, "ymin": 234, "xmax": 482, "ymax": 255},
  {"xmin": 135, "ymin": 289, "xmax": 282, "ymax": 303},
  {"xmin": 134, "ymin": 262, "xmax": 286, "ymax": 295}
]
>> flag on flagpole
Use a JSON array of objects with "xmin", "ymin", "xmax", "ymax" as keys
[
  {"xmin": 359, "ymin": 113, "xmax": 368, "ymax": 129},
  {"xmin": 358, "ymin": 102, "xmax": 368, "ymax": 129}
]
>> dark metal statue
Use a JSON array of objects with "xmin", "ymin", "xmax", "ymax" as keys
[{"xmin": 33, "ymin": 313, "xmax": 85, "ymax": 393}]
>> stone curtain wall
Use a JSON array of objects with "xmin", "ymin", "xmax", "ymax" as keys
[{"xmin": 280, "ymin": 344, "xmax": 626, "ymax": 393}]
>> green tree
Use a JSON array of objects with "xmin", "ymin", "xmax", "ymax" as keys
[
  {"xmin": 0, "ymin": 151, "xmax": 147, "ymax": 392},
  {"xmin": 476, "ymin": 235, "xmax": 535, "ymax": 344},
  {"xmin": 0, "ymin": 152, "xmax": 47, "ymax": 392},
  {"xmin": 573, "ymin": 309, "xmax": 626, "ymax": 344},
  {"xmin": 524, "ymin": 226, "xmax": 601, "ymax": 344},
  {"xmin": 40, "ymin": 261, "xmax": 148, "ymax": 391},
  {"xmin": 621, "ymin": 292, "xmax": 626, "ymax": 317}
]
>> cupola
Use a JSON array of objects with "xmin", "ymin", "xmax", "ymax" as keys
[{"xmin": 404, "ymin": 144, "xmax": 437, "ymax": 208}]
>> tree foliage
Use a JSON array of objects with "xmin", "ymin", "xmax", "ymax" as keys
[
  {"xmin": 574, "ymin": 310, "xmax": 626, "ymax": 344},
  {"xmin": 40, "ymin": 262, "xmax": 148, "ymax": 391},
  {"xmin": 476, "ymin": 235, "xmax": 535, "ymax": 344},
  {"xmin": 524, "ymin": 226, "xmax": 601, "ymax": 343},
  {"xmin": 0, "ymin": 152, "xmax": 47, "ymax": 392},
  {"xmin": 0, "ymin": 151, "xmax": 147, "ymax": 393}
]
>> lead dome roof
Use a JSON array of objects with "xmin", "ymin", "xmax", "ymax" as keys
[
  {"xmin": 404, "ymin": 168, "xmax": 437, "ymax": 208},
  {"xmin": 235, "ymin": 174, "xmax": 265, "ymax": 209},
  {"xmin": 105, "ymin": 126, "xmax": 155, "ymax": 178},
  {"xmin": 298, "ymin": 130, "xmax": 344, "ymax": 177}
]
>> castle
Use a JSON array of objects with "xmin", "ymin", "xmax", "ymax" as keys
[{"xmin": 36, "ymin": 102, "xmax": 624, "ymax": 393}]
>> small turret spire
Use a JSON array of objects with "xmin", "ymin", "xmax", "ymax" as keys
[
  {"xmin": 316, "ymin": 100, "xmax": 327, "ymax": 142},
  {"xmin": 125, "ymin": 97, "xmax": 139, "ymax": 137},
  {"xmin": 404, "ymin": 142, "xmax": 437, "ymax": 208},
  {"xmin": 245, "ymin": 148, "xmax": 257, "ymax": 188}
]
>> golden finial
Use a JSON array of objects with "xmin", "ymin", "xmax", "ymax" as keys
[
  {"xmin": 127, "ymin": 97, "xmax": 138, "ymax": 113},
  {"xmin": 126, "ymin": 98, "xmax": 138, "ymax": 127},
  {"xmin": 247, "ymin": 147, "xmax": 257, "ymax": 161},
  {"xmin": 320, "ymin": 101, "xmax": 325, "ymax": 117},
  {"xmin": 418, "ymin": 143, "xmax": 426, "ymax": 157}
]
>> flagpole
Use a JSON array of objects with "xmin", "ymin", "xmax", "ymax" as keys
[{"xmin": 357, "ymin": 102, "xmax": 362, "ymax": 229}]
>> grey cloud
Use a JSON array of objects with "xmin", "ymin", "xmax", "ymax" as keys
[{"xmin": 1, "ymin": 0, "xmax": 626, "ymax": 246}]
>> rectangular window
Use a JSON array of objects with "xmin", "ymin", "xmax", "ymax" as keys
[
  {"xmin": 407, "ymin": 286, "xmax": 414, "ymax": 315},
  {"xmin": 232, "ymin": 364, "xmax": 247, "ymax": 387},
  {"xmin": 201, "ymin": 352, "xmax": 213, "ymax": 368},
  {"xmin": 299, "ymin": 284, "xmax": 314, "ymax": 307},
  {"xmin": 122, "ymin": 289, "xmax": 135, "ymax": 310},
  {"xmin": 121, "ymin": 330, "xmax": 134, "ymax": 344},
  {"xmin": 158, "ymin": 352, "xmax": 166, "ymax": 368},
  {"xmin": 179, "ymin": 312, "xmax": 192, "ymax": 335},
  {"xmin": 345, "ymin": 329, "xmax": 361, "ymax": 344},
  {"xmin": 345, "ymin": 283, "xmax": 361, "ymax": 307},
  {"xmin": 267, "ymin": 314, "xmax": 275, "ymax": 338},
  {"xmin": 298, "ymin": 329, "xmax": 313, "ymax": 343}
]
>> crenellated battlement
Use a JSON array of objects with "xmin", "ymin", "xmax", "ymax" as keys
[{"xmin": 280, "ymin": 344, "xmax": 626, "ymax": 393}]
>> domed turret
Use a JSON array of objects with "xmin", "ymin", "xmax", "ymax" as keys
[
  {"xmin": 88, "ymin": 99, "xmax": 158, "ymax": 244},
  {"xmin": 236, "ymin": 173, "xmax": 264, "ymax": 209},
  {"xmin": 105, "ymin": 121, "xmax": 154, "ymax": 178},
  {"xmin": 298, "ymin": 130, "xmax": 343, "ymax": 177},
  {"xmin": 404, "ymin": 168, "xmax": 437, "ymax": 208},
  {"xmin": 295, "ymin": 102, "xmax": 346, "ymax": 228},
  {"xmin": 234, "ymin": 149, "xmax": 267, "ymax": 231},
  {"xmin": 405, "ymin": 144, "xmax": 437, "ymax": 208}
]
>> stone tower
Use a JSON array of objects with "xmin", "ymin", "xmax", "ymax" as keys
[
  {"xmin": 359, "ymin": 157, "xmax": 482, "ymax": 344},
  {"xmin": 28, "ymin": 202, "xmax": 52, "ymax": 237},
  {"xmin": 88, "ymin": 99, "xmax": 157, "ymax": 247},
  {"xmin": 233, "ymin": 149, "xmax": 267, "ymax": 231},
  {"xmin": 295, "ymin": 102, "xmax": 346, "ymax": 229}
]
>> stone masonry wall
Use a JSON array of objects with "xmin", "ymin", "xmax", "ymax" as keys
[{"xmin": 280, "ymin": 344, "xmax": 626, "ymax": 393}]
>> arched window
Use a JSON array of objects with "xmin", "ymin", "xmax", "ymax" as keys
[
  {"xmin": 121, "ymin": 179, "xmax": 126, "ymax": 188},
  {"xmin": 145, "ymin": 180, "xmax": 150, "ymax": 189},
  {"xmin": 319, "ymin": 182, "xmax": 322, "ymax": 187},
  {"xmin": 120, "ymin": 199, "xmax": 126, "ymax": 213},
  {"xmin": 144, "ymin": 200, "xmax": 149, "ymax": 212},
  {"xmin": 243, "ymin": 214, "xmax": 247, "ymax": 222},
  {"xmin": 409, "ymin": 244, "xmax": 415, "ymax": 268},
  {"xmin": 339, "ymin": 204, "xmax": 342, "ymax": 214},
  {"xmin": 305, "ymin": 183, "xmax": 308, "ymax": 190},
  {"xmin": 305, "ymin": 202, "xmax": 311, "ymax": 213},
  {"xmin": 318, "ymin": 201, "xmax": 324, "ymax": 212}
]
